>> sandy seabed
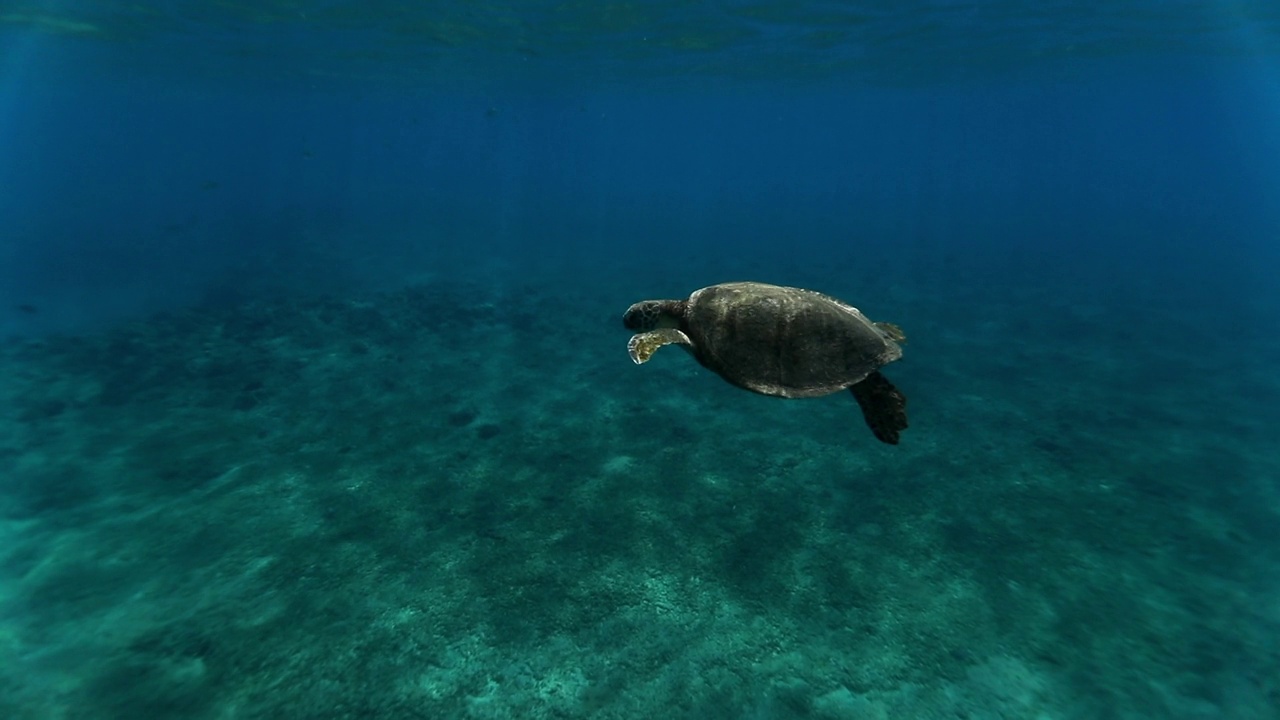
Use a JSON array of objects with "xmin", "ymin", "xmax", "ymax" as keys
[{"xmin": 1, "ymin": 270, "xmax": 1277, "ymax": 719}]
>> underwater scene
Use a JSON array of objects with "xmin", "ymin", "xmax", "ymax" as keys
[{"xmin": 2, "ymin": 2, "xmax": 1280, "ymax": 718}]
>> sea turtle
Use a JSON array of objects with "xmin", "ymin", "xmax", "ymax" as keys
[{"xmin": 622, "ymin": 281, "xmax": 909, "ymax": 444}]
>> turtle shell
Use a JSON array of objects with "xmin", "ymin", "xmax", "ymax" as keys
[{"xmin": 684, "ymin": 282, "xmax": 901, "ymax": 398}]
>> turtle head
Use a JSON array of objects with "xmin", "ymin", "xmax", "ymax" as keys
[{"xmin": 623, "ymin": 300, "xmax": 686, "ymax": 331}]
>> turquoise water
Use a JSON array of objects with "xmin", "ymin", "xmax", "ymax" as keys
[{"xmin": 2, "ymin": 4, "xmax": 1279, "ymax": 719}]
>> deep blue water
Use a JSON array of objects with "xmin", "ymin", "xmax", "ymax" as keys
[
  {"xmin": 3, "ymin": 44, "xmax": 1278, "ymax": 333},
  {"xmin": 1, "ymin": 4, "xmax": 1279, "ymax": 719}
]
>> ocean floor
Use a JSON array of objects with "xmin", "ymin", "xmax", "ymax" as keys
[{"xmin": 1, "ymin": 271, "xmax": 1278, "ymax": 719}]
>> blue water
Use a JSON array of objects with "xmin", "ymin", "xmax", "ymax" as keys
[{"xmin": 1, "ymin": 4, "xmax": 1279, "ymax": 719}]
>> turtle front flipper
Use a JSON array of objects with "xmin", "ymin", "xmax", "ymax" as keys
[
  {"xmin": 628, "ymin": 329, "xmax": 693, "ymax": 364},
  {"xmin": 850, "ymin": 371, "xmax": 908, "ymax": 445}
]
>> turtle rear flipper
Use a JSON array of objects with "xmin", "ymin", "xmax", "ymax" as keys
[
  {"xmin": 875, "ymin": 322, "xmax": 906, "ymax": 343},
  {"xmin": 850, "ymin": 371, "xmax": 908, "ymax": 444},
  {"xmin": 628, "ymin": 329, "xmax": 693, "ymax": 364}
]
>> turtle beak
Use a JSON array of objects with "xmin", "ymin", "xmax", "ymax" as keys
[{"xmin": 622, "ymin": 305, "xmax": 645, "ymax": 330}]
